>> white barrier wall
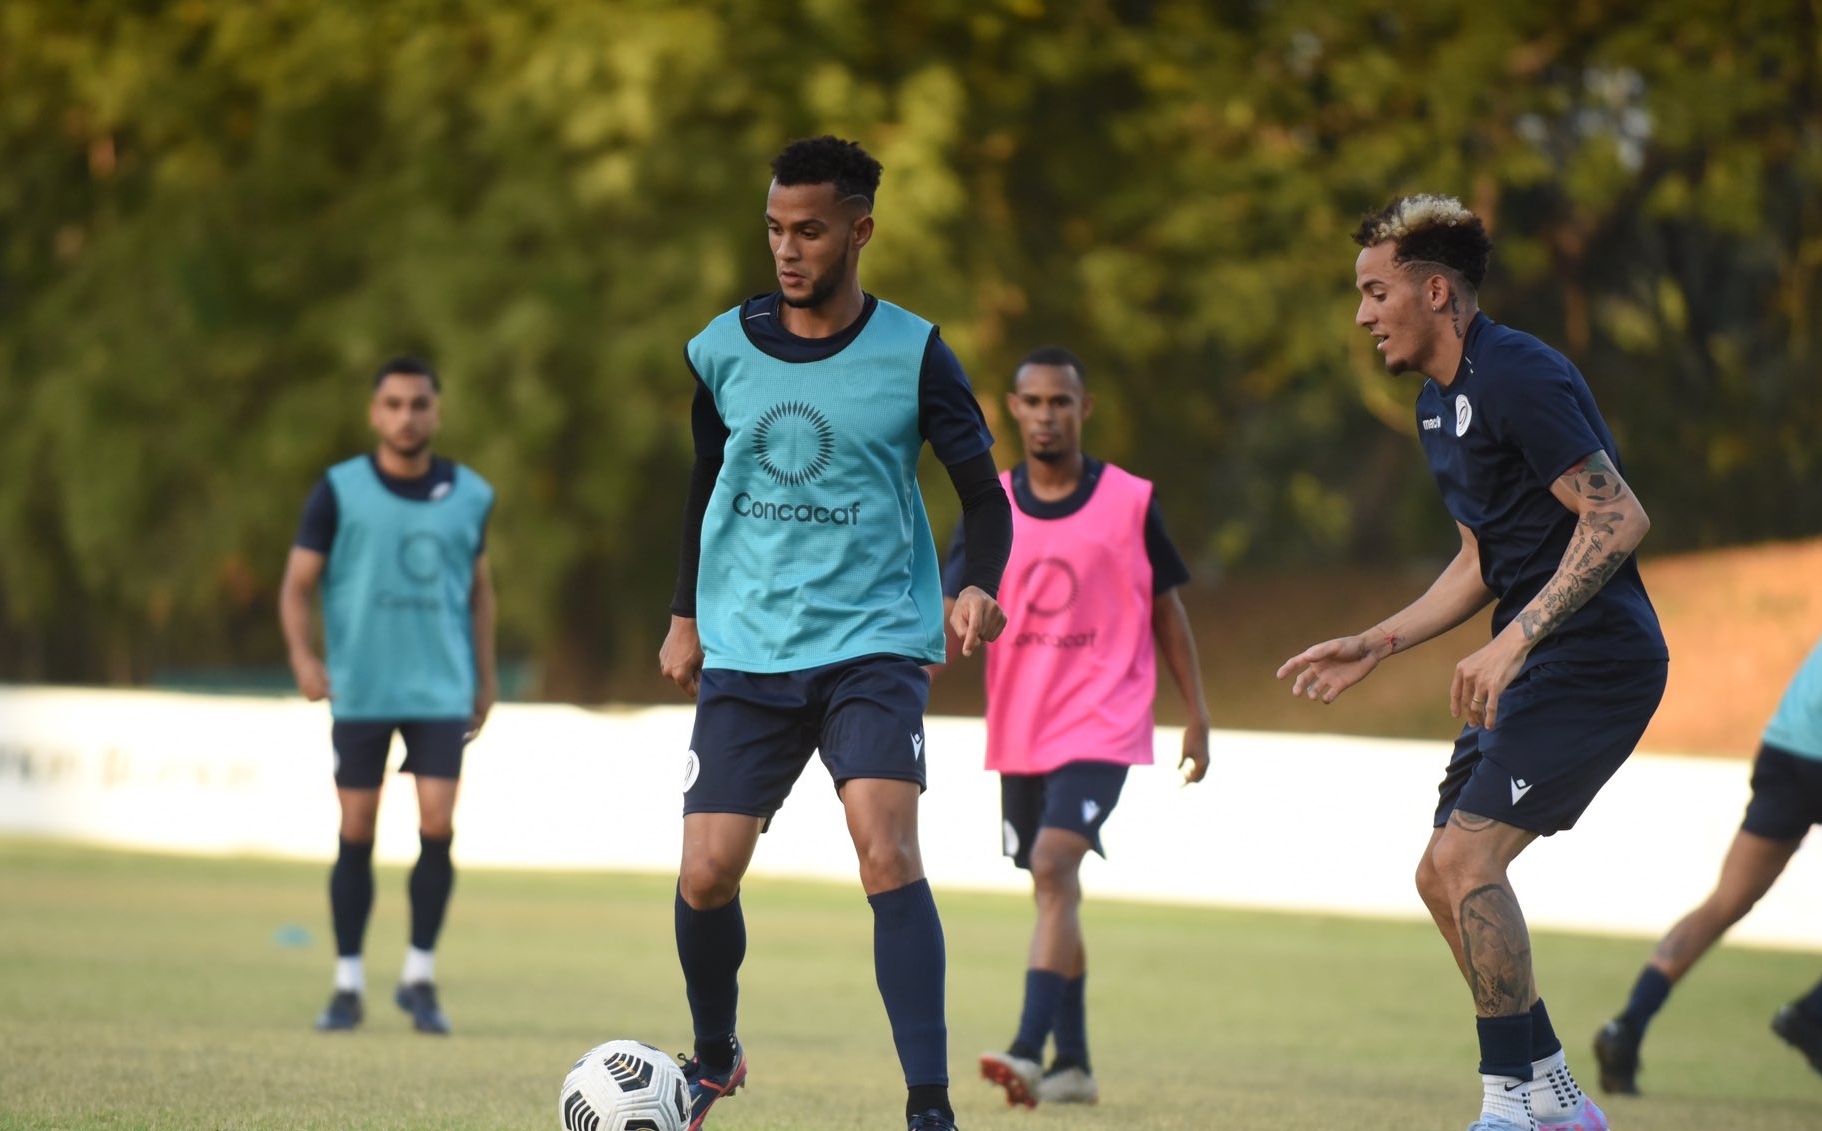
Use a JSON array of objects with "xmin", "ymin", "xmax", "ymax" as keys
[{"xmin": 1, "ymin": 686, "xmax": 1817, "ymax": 951}]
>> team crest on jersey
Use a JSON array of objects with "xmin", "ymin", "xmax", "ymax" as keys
[
  {"xmin": 396, "ymin": 531, "xmax": 447, "ymax": 583},
  {"xmin": 1019, "ymin": 557, "xmax": 1080, "ymax": 617},
  {"xmin": 1454, "ymin": 394, "xmax": 1473, "ymax": 437},
  {"xmin": 752, "ymin": 400, "xmax": 835, "ymax": 485}
]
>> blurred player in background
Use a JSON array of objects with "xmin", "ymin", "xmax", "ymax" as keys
[
  {"xmin": 657, "ymin": 135, "xmax": 1012, "ymax": 1131},
  {"xmin": 1593, "ymin": 629, "xmax": 1822, "ymax": 1092},
  {"xmin": 941, "ymin": 346, "xmax": 1210, "ymax": 1108},
  {"xmin": 1278, "ymin": 195, "xmax": 1666, "ymax": 1131},
  {"xmin": 279, "ymin": 355, "xmax": 496, "ymax": 1036}
]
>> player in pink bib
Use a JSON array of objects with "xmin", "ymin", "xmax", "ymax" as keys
[{"xmin": 941, "ymin": 347, "xmax": 1211, "ymax": 1107}]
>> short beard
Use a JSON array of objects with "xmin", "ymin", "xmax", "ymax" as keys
[
  {"xmin": 383, "ymin": 437, "xmax": 430, "ymax": 460},
  {"xmin": 781, "ymin": 257, "xmax": 848, "ymax": 310},
  {"xmin": 1031, "ymin": 449, "xmax": 1067, "ymax": 464}
]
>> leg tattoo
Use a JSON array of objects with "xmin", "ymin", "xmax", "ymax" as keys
[{"xmin": 1459, "ymin": 883, "xmax": 1535, "ymax": 1016}]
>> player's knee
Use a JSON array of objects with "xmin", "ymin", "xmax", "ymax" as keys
[
  {"xmin": 419, "ymin": 817, "xmax": 454, "ymax": 840},
  {"xmin": 1028, "ymin": 851, "xmax": 1081, "ymax": 900},
  {"xmin": 1414, "ymin": 854, "xmax": 1443, "ymax": 905},
  {"xmin": 1425, "ymin": 837, "xmax": 1501, "ymax": 896},
  {"xmin": 678, "ymin": 863, "xmax": 740, "ymax": 910},
  {"xmin": 854, "ymin": 837, "xmax": 920, "ymax": 891},
  {"xmin": 1708, "ymin": 887, "xmax": 1762, "ymax": 924}
]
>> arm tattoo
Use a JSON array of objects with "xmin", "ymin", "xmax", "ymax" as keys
[
  {"xmin": 1561, "ymin": 451, "xmax": 1629, "ymax": 504},
  {"xmin": 1516, "ymin": 453, "xmax": 1638, "ymax": 644},
  {"xmin": 1459, "ymin": 883, "xmax": 1535, "ymax": 1015}
]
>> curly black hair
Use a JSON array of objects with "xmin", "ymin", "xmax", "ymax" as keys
[
  {"xmin": 1352, "ymin": 194, "xmax": 1492, "ymax": 290},
  {"xmin": 771, "ymin": 135, "xmax": 883, "ymax": 207}
]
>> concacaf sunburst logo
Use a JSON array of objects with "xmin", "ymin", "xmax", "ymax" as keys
[{"xmin": 753, "ymin": 400, "xmax": 835, "ymax": 486}]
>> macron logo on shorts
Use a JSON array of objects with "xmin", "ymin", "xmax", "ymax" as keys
[
  {"xmin": 1081, "ymin": 799, "xmax": 1100, "ymax": 825},
  {"xmin": 1510, "ymin": 777, "xmax": 1533, "ymax": 805},
  {"xmin": 911, "ymin": 733, "xmax": 923, "ymax": 762}
]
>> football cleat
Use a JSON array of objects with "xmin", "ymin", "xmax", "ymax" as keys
[
  {"xmin": 1035, "ymin": 1065, "xmax": 1098, "ymax": 1104},
  {"xmin": 679, "ymin": 1038, "xmax": 747, "ymax": 1131},
  {"xmin": 1466, "ymin": 1119, "xmax": 1534, "ymax": 1131},
  {"xmin": 1591, "ymin": 1019, "xmax": 1641, "ymax": 1095},
  {"xmin": 906, "ymin": 1110, "xmax": 958, "ymax": 1131},
  {"xmin": 1536, "ymin": 1095, "xmax": 1608, "ymax": 1131},
  {"xmin": 314, "ymin": 989, "xmax": 363, "ymax": 1032},
  {"xmin": 978, "ymin": 1050, "xmax": 1041, "ymax": 1108},
  {"xmin": 394, "ymin": 981, "xmax": 451, "ymax": 1035},
  {"xmin": 1771, "ymin": 1002, "xmax": 1822, "ymax": 1077}
]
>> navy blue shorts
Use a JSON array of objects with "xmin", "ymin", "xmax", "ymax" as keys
[
  {"xmin": 1741, "ymin": 743, "xmax": 1822, "ymax": 840},
  {"xmin": 331, "ymin": 720, "xmax": 468, "ymax": 789},
  {"xmin": 1000, "ymin": 761, "xmax": 1130, "ymax": 870},
  {"xmin": 1434, "ymin": 658, "xmax": 1667, "ymax": 835},
  {"xmin": 684, "ymin": 654, "xmax": 931, "ymax": 827}
]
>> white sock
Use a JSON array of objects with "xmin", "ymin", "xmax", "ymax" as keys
[
  {"xmin": 401, "ymin": 946, "xmax": 436, "ymax": 985},
  {"xmin": 1480, "ymin": 1073, "xmax": 1536, "ymax": 1129},
  {"xmin": 334, "ymin": 956, "xmax": 365, "ymax": 994},
  {"xmin": 1528, "ymin": 1049, "xmax": 1585, "ymax": 1119}
]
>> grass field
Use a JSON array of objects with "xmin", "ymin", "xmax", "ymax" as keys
[{"xmin": 1, "ymin": 838, "xmax": 1818, "ymax": 1131}]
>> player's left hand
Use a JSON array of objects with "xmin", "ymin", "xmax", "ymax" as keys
[
  {"xmin": 949, "ymin": 586, "xmax": 1006, "ymax": 657},
  {"xmin": 467, "ymin": 685, "xmax": 495, "ymax": 743},
  {"xmin": 660, "ymin": 615, "xmax": 706, "ymax": 698},
  {"xmin": 1451, "ymin": 633, "xmax": 1528, "ymax": 729},
  {"xmin": 1178, "ymin": 724, "xmax": 1210, "ymax": 785}
]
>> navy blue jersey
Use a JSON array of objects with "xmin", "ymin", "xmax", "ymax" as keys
[
  {"xmin": 294, "ymin": 455, "xmax": 488, "ymax": 555},
  {"xmin": 687, "ymin": 292, "xmax": 993, "ymax": 465},
  {"xmin": 942, "ymin": 456, "xmax": 1190, "ymax": 598},
  {"xmin": 1416, "ymin": 315, "xmax": 1664, "ymax": 664}
]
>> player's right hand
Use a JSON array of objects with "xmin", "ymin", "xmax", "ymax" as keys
[
  {"xmin": 949, "ymin": 586, "xmax": 1006, "ymax": 658},
  {"xmin": 291, "ymin": 653, "xmax": 331, "ymax": 701},
  {"xmin": 1275, "ymin": 634, "xmax": 1380, "ymax": 703},
  {"xmin": 659, "ymin": 615, "xmax": 705, "ymax": 698}
]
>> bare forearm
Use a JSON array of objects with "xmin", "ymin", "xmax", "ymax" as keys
[
  {"xmin": 1154, "ymin": 594, "xmax": 1210, "ymax": 727},
  {"xmin": 471, "ymin": 579, "xmax": 498, "ymax": 693},
  {"xmin": 278, "ymin": 586, "xmax": 318, "ymax": 663},
  {"xmin": 1513, "ymin": 501, "xmax": 1648, "ymax": 646},
  {"xmin": 1369, "ymin": 548, "xmax": 1493, "ymax": 660}
]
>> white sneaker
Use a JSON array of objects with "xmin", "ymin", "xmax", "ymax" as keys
[
  {"xmin": 1035, "ymin": 1066, "xmax": 1098, "ymax": 1104},
  {"xmin": 979, "ymin": 1051, "xmax": 1041, "ymax": 1108}
]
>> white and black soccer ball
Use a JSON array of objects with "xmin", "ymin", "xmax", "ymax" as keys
[{"xmin": 559, "ymin": 1039, "xmax": 690, "ymax": 1131}]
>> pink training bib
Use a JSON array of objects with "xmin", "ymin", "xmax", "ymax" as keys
[{"xmin": 984, "ymin": 463, "xmax": 1157, "ymax": 774}]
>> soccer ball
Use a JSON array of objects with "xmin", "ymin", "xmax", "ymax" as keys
[{"xmin": 559, "ymin": 1039, "xmax": 691, "ymax": 1131}]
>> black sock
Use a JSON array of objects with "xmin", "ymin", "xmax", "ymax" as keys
[
  {"xmin": 408, "ymin": 833, "xmax": 455, "ymax": 954},
  {"xmin": 905, "ymin": 1083, "xmax": 951, "ymax": 1123},
  {"xmin": 1477, "ymin": 1013, "xmax": 1535, "ymax": 1080},
  {"xmin": 1051, "ymin": 974, "xmax": 1089, "ymax": 1072},
  {"xmin": 869, "ymin": 880, "xmax": 949, "ymax": 1091},
  {"xmin": 1797, "ymin": 975, "xmax": 1822, "ymax": 1023},
  {"xmin": 1530, "ymin": 997, "xmax": 1563, "ymax": 1060},
  {"xmin": 1617, "ymin": 966, "xmax": 1672, "ymax": 1036},
  {"xmin": 676, "ymin": 887, "xmax": 745, "ymax": 1068},
  {"xmin": 329, "ymin": 838, "xmax": 375, "ymax": 959},
  {"xmin": 1010, "ymin": 970, "xmax": 1066, "ymax": 1062}
]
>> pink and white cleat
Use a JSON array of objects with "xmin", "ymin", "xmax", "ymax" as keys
[{"xmin": 1535, "ymin": 1095, "xmax": 1609, "ymax": 1131}]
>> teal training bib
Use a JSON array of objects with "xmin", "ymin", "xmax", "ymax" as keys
[{"xmin": 689, "ymin": 300, "xmax": 945, "ymax": 672}]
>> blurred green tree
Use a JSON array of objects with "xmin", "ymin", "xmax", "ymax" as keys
[{"xmin": 0, "ymin": 0, "xmax": 1815, "ymax": 691}]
